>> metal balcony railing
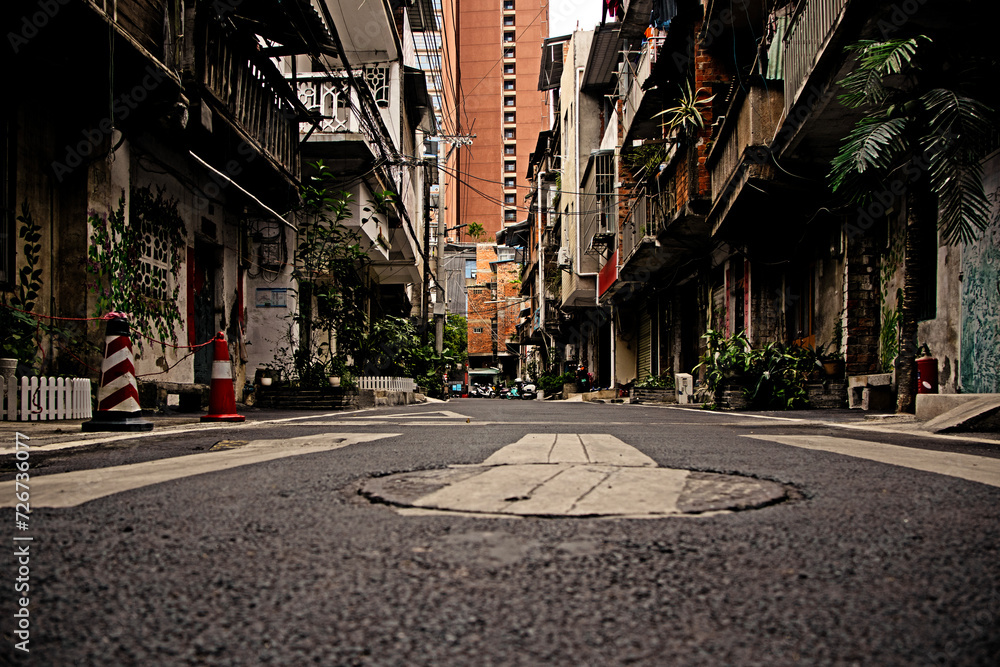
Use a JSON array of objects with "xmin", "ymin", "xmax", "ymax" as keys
[
  {"xmin": 783, "ymin": 0, "xmax": 849, "ymax": 115},
  {"xmin": 622, "ymin": 37, "xmax": 664, "ymax": 136}
]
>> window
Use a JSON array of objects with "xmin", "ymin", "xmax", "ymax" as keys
[
  {"xmin": 465, "ymin": 258, "xmax": 477, "ymax": 280},
  {"xmin": 505, "ymin": 145, "xmax": 516, "ymax": 155},
  {"xmin": 504, "ymin": 161, "xmax": 517, "ymax": 172},
  {"xmin": 504, "ymin": 177, "xmax": 516, "ymax": 188},
  {"xmin": 504, "ymin": 128, "xmax": 516, "ymax": 140},
  {"xmin": 505, "ymin": 194, "xmax": 516, "ymax": 205},
  {"xmin": 504, "ymin": 112, "xmax": 515, "ymax": 123},
  {"xmin": 504, "ymin": 47, "xmax": 515, "ymax": 59},
  {"xmin": 504, "ymin": 96, "xmax": 516, "ymax": 107},
  {"xmin": 504, "ymin": 16, "xmax": 515, "ymax": 26},
  {"xmin": 504, "ymin": 32, "xmax": 515, "ymax": 43},
  {"xmin": 505, "ymin": 210, "xmax": 517, "ymax": 222},
  {"xmin": 504, "ymin": 0, "xmax": 514, "ymax": 9},
  {"xmin": 504, "ymin": 80, "xmax": 515, "ymax": 91},
  {"xmin": 473, "ymin": 327, "xmax": 484, "ymax": 334},
  {"xmin": 504, "ymin": 63, "xmax": 515, "ymax": 75}
]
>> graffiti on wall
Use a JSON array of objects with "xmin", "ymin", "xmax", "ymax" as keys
[{"xmin": 960, "ymin": 152, "xmax": 1000, "ymax": 393}]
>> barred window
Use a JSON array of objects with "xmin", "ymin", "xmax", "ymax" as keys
[{"xmin": 138, "ymin": 217, "xmax": 172, "ymax": 301}]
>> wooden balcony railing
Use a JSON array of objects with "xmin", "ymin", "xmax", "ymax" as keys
[
  {"xmin": 783, "ymin": 0, "xmax": 849, "ymax": 114},
  {"xmin": 202, "ymin": 25, "xmax": 299, "ymax": 177}
]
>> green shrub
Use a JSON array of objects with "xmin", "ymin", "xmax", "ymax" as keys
[{"xmin": 695, "ymin": 330, "xmax": 813, "ymax": 410}]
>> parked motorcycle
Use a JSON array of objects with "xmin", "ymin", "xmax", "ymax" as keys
[
  {"xmin": 469, "ymin": 383, "xmax": 491, "ymax": 398},
  {"xmin": 520, "ymin": 382, "xmax": 537, "ymax": 400}
]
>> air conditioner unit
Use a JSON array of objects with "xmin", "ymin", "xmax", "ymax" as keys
[{"xmin": 557, "ymin": 247, "xmax": 571, "ymax": 268}]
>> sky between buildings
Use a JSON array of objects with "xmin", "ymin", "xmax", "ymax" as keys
[{"xmin": 549, "ymin": 0, "xmax": 604, "ymax": 38}]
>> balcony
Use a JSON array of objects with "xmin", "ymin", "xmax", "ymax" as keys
[
  {"xmin": 783, "ymin": 0, "xmax": 850, "ymax": 115},
  {"xmin": 706, "ymin": 82, "xmax": 784, "ymax": 235},
  {"xmin": 202, "ymin": 25, "xmax": 300, "ymax": 178},
  {"xmin": 295, "ymin": 67, "xmax": 393, "ymax": 155},
  {"xmin": 621, "ymin": 36, "xmax": 665, "ymax": 141}
]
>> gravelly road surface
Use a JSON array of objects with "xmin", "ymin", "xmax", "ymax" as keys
[{"xmin": 2, "ymin": 400, "xmax": 999, "ymax": 665}]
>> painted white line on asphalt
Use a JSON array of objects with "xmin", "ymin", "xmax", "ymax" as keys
[
  {"xmin": 820, "ymin": 422, "xmax": 1000, "ymax": 446},
  {"xmin": 665, "ymin": 406, "xmax": 806, "ymax": 422},
  {"xmin": 416, "ymin": 464, "xmax": 566, "ymax": 513},
  {"xmin": 482, "ymin": 433, "xmax": 657, "ymax": 467},
  {"xmin": 0, "ymin": 411, "xmax": 359, "ymax": 454},
  {"xmin": 570, "ymin": 466, "xmax": 689, "ymax": 516},
  {"xmin": 581, "ymin": 434, "xmax": 658, "ymax": 467},
  {"xmin": 744, "ymin": 434, "xmax": 1000, "ymax": 488},
  {"xmin": 348, "ymin": 410, "xmax": 470, "ymax": 420},
  {"xmin": 665, "ymin": 406, "xmax": 1000, "ymax": 445},
  {"xmin": 0, "ymin": 433, "xmax": 398, "ymax": 508},
  {"xmin": 483, "ymin": 433, "xmax": 555, "ymax": 465}
]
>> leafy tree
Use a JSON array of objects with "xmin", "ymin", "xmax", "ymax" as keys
[
  {"xmin": 828, "ymin": 36, "xmax": 995, "ymax": 413},
  {"xmin": 292, "ymin": 160, "xmax": 383, "ymax": 382},
  {"xmin": 466, "ymin": 221, "xmax": 487, "ymax": 241},
  {"xmin": 443, "ymin": 313, "xmax": 468, "ymax": 366}
]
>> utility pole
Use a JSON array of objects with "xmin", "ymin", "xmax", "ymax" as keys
[{"xmin": 435, "ymin": 134, "xmax": 475, "ymax": 353}]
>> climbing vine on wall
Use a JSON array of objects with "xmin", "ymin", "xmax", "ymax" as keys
[
  {"xmin": 86, "ymin": 186, "xmax": 187, "ymax": 347},
  {"xmin": 878, "ymin": 221, "xmax": 907, "ymax": 373},
  {"xmin": 0, "ymin": 202, "xmax": 44, "ymax": 362}
]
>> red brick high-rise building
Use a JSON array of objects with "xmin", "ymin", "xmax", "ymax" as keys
[{"xmin": 441, "ymin": 0, "xmax": 550, "ymax": 241}]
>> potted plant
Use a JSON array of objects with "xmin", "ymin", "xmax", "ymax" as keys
[{"xmin": 327, "ymin": 357, "xmax": 348, "ymax": 388}]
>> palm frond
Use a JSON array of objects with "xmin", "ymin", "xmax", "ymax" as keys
[
  {"xmin": 653, "ymin": 82, "xmax": 716, "ymax": 133},
  {"xmin": 829, "ymin": 115, "xmax": 910, "ymax": 194},
  {"xmin": 917, "ymin": 88, "xmax": 996, "ymax": 243},
  {"xmin": 837, "ymin": 37, "xmax": 925, "ymax": 108},
  {"xmin": 921, "ymin": 88, "xmax": 995, "ymax": 144},
  {"xmin": 931, "ymin": 156, "xmax": 992, "ymax": 244}
]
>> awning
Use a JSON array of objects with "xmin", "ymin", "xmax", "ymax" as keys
[{"xmin": 496, "ymin": 220, "xmax": 531, "ymax": 248}]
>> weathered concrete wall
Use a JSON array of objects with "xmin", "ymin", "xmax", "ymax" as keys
[{"xmin": 917, "ymin": 243, "xmax": 962, "ymax": 393}]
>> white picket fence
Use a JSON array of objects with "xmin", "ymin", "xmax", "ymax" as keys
[
  {"xmin": 357, "ymin": 376, "xmax": 416, "ymax": 392},
  {"xmin": 1, "ymin": 377, "xmax": 93, "ymax": 421}
]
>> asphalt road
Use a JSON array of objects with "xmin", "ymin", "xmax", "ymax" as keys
[{"xmin": 2, "ymin": 399, "xmax": 999, "ymax": 665}]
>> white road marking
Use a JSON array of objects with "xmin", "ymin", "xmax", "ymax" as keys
[
  {"xmin": 0, "ymin": 412, "xmax": 371, "ymax": 454},
  {"xmin": 744, "ymin": 434, "xmax": 1000, "ymax": 488},
  {"xmin": 483, "ymin": 433, "xmax": 657, "ymax": 467},
  {"xmin": 348, "ymin": 410, "xmax": 470, "ymax": 420},
  {"xmin": 0, "ymin": 433, "xmax": 397, "ymax": 508},
  {"xmin": 401, "ymin": 434, "xmax": 687, "ymax": 516}
]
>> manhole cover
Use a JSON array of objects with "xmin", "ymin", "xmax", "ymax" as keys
[{"xmin": 360, "ymin": 434, "xmax": 790, "ymax": 518}]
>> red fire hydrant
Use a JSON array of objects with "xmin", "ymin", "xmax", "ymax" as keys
[{"xmin": 916, "ymin": 348, "xmax": 938, "ymax": 394}]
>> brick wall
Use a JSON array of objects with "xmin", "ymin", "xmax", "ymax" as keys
[
  {"xmin": 845, "ymin": 235, "xmax": 881, "ymax": 375},
  {"xmin": 467, "ymin": 284, "xmax": 495, "ymax": 356}
]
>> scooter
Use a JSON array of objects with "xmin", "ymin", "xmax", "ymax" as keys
[{"xmin": 521, "ymin": 382, "xmax": 537, "ymax": 400}]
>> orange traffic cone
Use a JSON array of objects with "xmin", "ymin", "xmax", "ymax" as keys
[
  {"xmin": 82, "ymin": 314, "xmax": 153, "ymax": 432},
  {"xmin": 201, "ymin": 331, "xmax": 245, "ymax": 422}
]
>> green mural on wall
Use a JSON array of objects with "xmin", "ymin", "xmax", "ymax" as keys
[{"xmin": 961, "ymin": 153, "xmax": 1000, "ymax": 393}]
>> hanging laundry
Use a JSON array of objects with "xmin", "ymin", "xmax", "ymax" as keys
[{"xmin": 650, "ymin": 0, "xmax": 678, "ymax": 29}]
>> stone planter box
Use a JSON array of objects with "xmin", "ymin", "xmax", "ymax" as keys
[
  {"xmin": 715, "ymin": 385, "xmax": 749, "ymax": 410},
  {"xmin": 806, "ymin": 382, "xmax": 848, "ymax": 409},
  {"xmin": 632, "ymin": 388, "xmax": 677, "ymax": 403},
  {"xmin": 255, "ymin": 386, "xmax": 359, "ymax": 410}
]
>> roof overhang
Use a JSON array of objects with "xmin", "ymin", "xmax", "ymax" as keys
[
  {"xmin": 322, "ymin": 0, "xmax": 400, "ymax": 65},
  {"xmin": 539, "ymin": 35, "xmax": 570, "ymax": 90},
  {"xmin": 582, "ymin": 23, "xmax": 622, "ymax": 92}
]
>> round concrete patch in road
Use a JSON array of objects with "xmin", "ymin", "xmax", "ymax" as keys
[{"xmin": 359, "ymin": 464, "xmax": 789, "ymax": 518}]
